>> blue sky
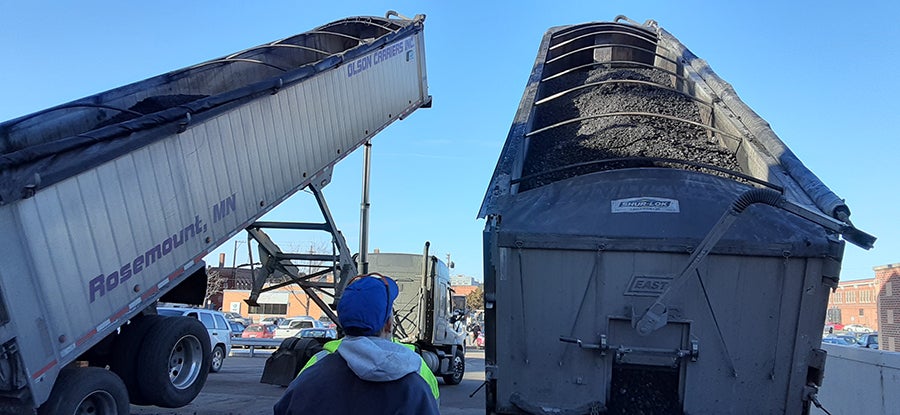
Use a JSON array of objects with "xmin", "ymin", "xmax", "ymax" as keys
[{"xmin": 1, "ymin": 2, "xmax": 897, "ymax": 282}]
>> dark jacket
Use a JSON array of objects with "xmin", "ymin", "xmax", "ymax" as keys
[{"xmin": 273, "ymin": 336, "xmax": 440, "ymax": 415}]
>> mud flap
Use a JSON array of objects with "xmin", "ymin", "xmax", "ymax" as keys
[{"xmin": 260, "ymin": 338, "xmax": 324, "ymax": 386}]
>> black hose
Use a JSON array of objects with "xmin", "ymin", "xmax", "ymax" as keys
[{"xmin": 731, "ymin": 188, "xmax": 783, "ymax": 213}]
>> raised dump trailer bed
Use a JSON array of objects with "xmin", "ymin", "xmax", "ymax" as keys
[
  {"xmin": 0, "ymin": 12, "xmax": 428, "ymax": 413},
  {"xmin": 479, "ymin": 17, "xmax": 872, "ymax": 415}
]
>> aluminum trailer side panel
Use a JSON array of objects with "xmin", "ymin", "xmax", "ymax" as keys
[{"xmin": 0, "ymin": 15, "xmax": 429, "ymax": 406}]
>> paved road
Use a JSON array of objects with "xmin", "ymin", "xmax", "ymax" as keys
[{"xmin": 131, "ymin": 348, "xmax": 486, "ymax": 415}]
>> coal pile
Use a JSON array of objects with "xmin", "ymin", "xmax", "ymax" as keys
[
  {"xmin": 606, "ymin": 364, "xmax": 682, "ymax": 415},
  {"xmin": 520, "ymin": 65, "xmax": 742, "ymax": 191}
]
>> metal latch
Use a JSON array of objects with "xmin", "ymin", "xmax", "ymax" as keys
[
  {"xmin": 613, "ymin": 340, "xmax": 699, "ymax": 367},
  {"xmin": 560, "ymin": 334, "xmax": 608, "ymax": 355},
  {"xmin": 560, "ymin": 336, "xmax": 698, "ymax": 367}
]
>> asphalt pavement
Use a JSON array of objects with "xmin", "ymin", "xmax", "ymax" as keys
[{"xmin": 130, "ymin": 348, "xmax": 486, "ymax": 415}]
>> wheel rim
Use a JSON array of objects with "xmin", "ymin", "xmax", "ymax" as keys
[
  {"xmin": 74, "ymin": 390, "xmax": 118, "ymax": 415},
  {"xmin": 212, "ymin": 347, "xmax": 224, "ymax": 370},
  {"xmin": 452, "ymin": 355, "xmax": 464, "ymax": 381},
  {"xmin": 167, "ymin": 334, "xmax": 204, "ymax": 390}
]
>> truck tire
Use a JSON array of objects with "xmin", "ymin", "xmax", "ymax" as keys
[
  {"xmin": 108, "ymin": 314, "xmax": 168, "ymax": 405},
  {"xmin": 442, "ymin": 348, "xmax": 465, "ymax": 385},
  {"xmin": 38, "ymin": 367, "xmax": 129, "ymax": 415},
  {"xmin": 210, "ymin": 344, "xmax": 226, "ymax": 373},
  {"xmin": 136, "ymin": 316, "xmax": 211, "ymax": 408}
]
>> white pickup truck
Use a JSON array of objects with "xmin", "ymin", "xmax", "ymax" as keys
[{"xmin": 273, "ymin": 317, "xmax": 322, "ymax": 339}]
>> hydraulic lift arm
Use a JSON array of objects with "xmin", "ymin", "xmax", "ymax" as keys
[{"xmin": 634, "ymin": 188, "xmax": 875, "ymax": 336}]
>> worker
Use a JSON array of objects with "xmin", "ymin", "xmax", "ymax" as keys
[{"xmin": 273, "ymin": 273, "xmax": 440, "ymax": 415}]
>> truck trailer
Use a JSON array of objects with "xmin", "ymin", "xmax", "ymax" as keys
[
  {"xmin": 258, "ymin": 242, "xmax": 467, "ymax": 387},
  {"xmin": 478, "ymin": 16, "xmax": 874, "ymax": 414},
  {"xmin": 364, "ymin": 242, "xmax": 468, "ymax": 385},
  {"xmin": 0, "ymin": 12, "xmax": 429, "ymax": 414}
]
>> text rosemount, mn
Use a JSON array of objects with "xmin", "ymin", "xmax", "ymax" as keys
[{"xmin": 88, "ymin": 193, "xmax": 237, "ymax": 303}]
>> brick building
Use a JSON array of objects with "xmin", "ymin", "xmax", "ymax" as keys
[
  {"xmin": 208, "ymin": 264, "xmax": 335, "ymax": 323},
  {"xmin": 826, "ymin": 263, "xmax": 900, "ymax": 352},
  {"xmin": 204, "ymin": 267, "xmax": 254, "ymax": 311},
  {"xmin": 450, "ymin": 285, "xmax": 479, "ymax": 297},
  {"xmin": 221, "ymin": 286, "xmax": 331, "ymax": 324},
  {"xmin": 826, "ymin": 278, "xmax": 878, "ymax": 330},
  {"xmin": 875, "ymin": 263, "xmax": 900, "ymax": 351}
]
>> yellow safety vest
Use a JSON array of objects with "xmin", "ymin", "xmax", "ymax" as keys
[{"xmin": 299, "ymin": 338, "xmax": 440, "ymax": 400}]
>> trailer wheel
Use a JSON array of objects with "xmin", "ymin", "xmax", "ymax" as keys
[
  {"xmin": 442, "ymin": 348, "xmax": 465, "ymax": 385},
  {"xmin": 109, "ymin": 314, "xmax": 168, "ymax": 405},
  {"xmin": 38, "ymin": 367, "xmax": 129, "ymax": 415},
  {"xmin": 136, "ymin": 316, "xmax": 211, "ymax": 408},
  {"xmin": 210, "ymin": 344, "xmax": 226, "ymax": 373}
]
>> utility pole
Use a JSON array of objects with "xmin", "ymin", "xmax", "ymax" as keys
[
  {"xmin": 359, "ymin": 141, "xmax": 372, "ymax": 275},
  {"xmin": 231, "ymin": 240, "xmax": 244, "ymax": 269}
]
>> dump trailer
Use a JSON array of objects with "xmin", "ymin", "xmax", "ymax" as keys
[
  {"xmin": 0, "ymin": 12, "xmax": 428, "ymax": 414},
  {"xmin": 478, "ymin": 17, "xmax": 874, "ymax": 415},
  {"xmin": 364, "ymin": 243, "xmax": 468, "ymax": 385}
]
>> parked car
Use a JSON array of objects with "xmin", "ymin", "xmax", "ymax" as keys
[
  {"xmin": 223, "ymin": 312, "xmax": 252, "ymax": 326},
  {"xmin": 822, "ymin": 335, "xmax": 859, "ymax": 347},
  {"xmin": 297, "ymin": 328, "xmax": 338, "ymax": 339},
  {"xmin": 836, "ymin": 334, "xmax": 860, "ymax": 345},
  {"xmin": 157, "ymin": 307, "xmax": 233, "ymax": 373},
  {"xmin": 259, "ymin": 316, "xmax": 284, "ymax": 326},
  {"xmin": 241, "ymin": 324, "xmax": 277, "ymax": 339},
  {"xmin": 318, "ymin": 314, "xmax": 337, "ymax": 329},
  {"xmin": 844, "ymin": 324, "xmax": 874, "ymax": 333},
  {"xmin": 229, "ymin": 321, "xmax": 246, "ymax": 338},
  {"xmin": 274, "ymin": 316, "xmax": 322, "ymax": 339},
  {"xmin": 857, "ymin": 332, "xmax": 879, "ymax": 349}
]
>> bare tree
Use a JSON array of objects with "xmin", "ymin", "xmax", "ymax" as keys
[
  {"xmin": 282, "ymin": 240, "xmax": 334, "ymax": 316},
  {"xmin": 205, "ymin": 267, "xmax": 226, "ymax": 308}
]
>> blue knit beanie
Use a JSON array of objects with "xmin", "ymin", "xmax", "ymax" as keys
[{"xmin": 338, "ymin": 275, "xmax": 399, "ymax": 336}]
